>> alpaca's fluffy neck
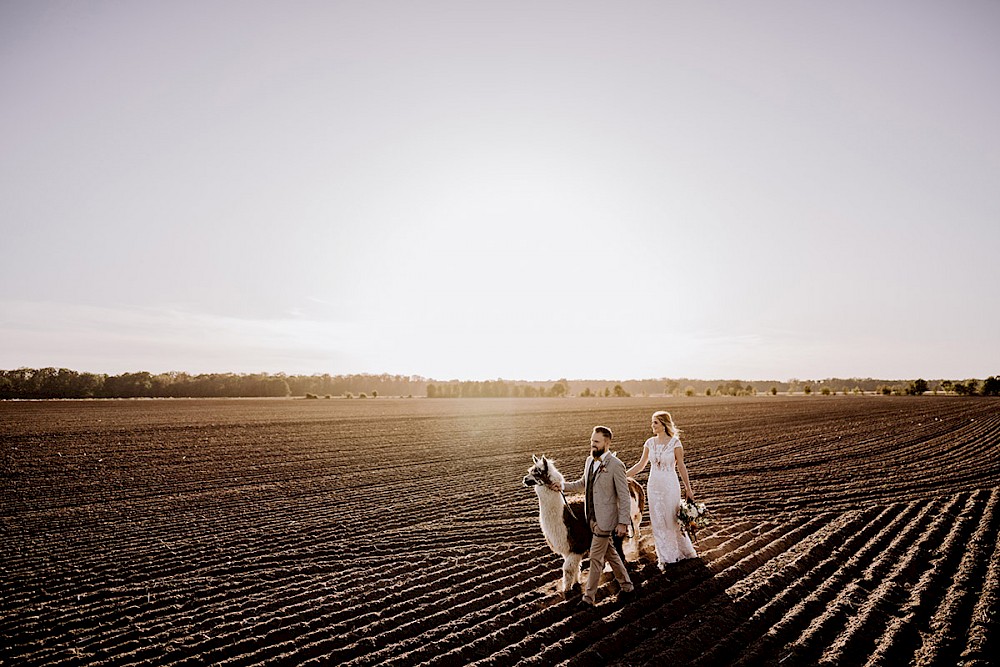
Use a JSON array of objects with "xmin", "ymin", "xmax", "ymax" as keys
[
  {"xmin": 535, "ymin": 484, "xmax": 571, "ymax": 555},
  {"xmin": 535, "ymin": 485, "xmax": 563, "ymax": 506},
  {"xmin": 536, "ymin": 485, "xmax": 567, "ymax": 526}
]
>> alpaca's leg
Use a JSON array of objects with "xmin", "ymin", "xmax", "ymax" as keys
[
  {"xmin": 562, "ymin": 554, "xmax": 583, "ymax": 593},
  {"xmin": 561, "ymin": 555, "xmax": 575, "ymax": 592},
  {"xmin": 628, "ymin": 514, "xmax": 642, "ymax": 560}
]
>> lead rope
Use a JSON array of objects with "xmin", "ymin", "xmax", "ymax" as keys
[{"xmin": 560, "ymin": 490, "xmax": 579, "ymax": 520}]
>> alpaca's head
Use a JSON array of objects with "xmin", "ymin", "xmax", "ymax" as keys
[{"xmin": 522, "ymin": 455, "xmax": 565, "ymax": 491}]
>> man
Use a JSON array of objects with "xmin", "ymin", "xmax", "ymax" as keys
[{"xmin": 555, "ymin": 425, "xmax": 635, "ymax": 608}]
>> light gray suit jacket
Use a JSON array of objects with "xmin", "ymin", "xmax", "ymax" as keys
[{"xmin": 563, "ymin": 453, "xmax": 631, "ymax": 535}]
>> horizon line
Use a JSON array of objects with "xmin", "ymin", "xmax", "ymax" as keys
[{"xmin": 2, "ymin": 366, "xmax": 993, "ymax": 384}]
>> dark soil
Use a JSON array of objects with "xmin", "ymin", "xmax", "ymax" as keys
[{"xmin": 2, "ymin": 396, "xmax": 998, "ymax": 666}]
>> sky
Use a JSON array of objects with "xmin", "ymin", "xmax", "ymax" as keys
[{"xmin": 2, "ymin": 1, "xmax": 998, "ymax": 381}]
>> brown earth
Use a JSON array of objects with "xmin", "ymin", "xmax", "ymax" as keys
[{"xmin": 1, "ymin": 395, "xmax": 998, "ymax": 666}]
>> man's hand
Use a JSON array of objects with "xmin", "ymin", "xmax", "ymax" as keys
[
  {"xmin": 547, "ymin": 482, "xmax": 562, "ymax": 492},
  {"xmin": 615, "ymin": 523, "xmax": 628, "ymax": 538}
]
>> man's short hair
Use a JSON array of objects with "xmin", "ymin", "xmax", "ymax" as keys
[{"xmin": 593, "ymin": 425, "xmax": 613, "ymax": 440}]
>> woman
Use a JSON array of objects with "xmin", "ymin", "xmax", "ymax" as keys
[{"xmin": 627, "ymin": 410, "xmax": 698, "ymax": 569}]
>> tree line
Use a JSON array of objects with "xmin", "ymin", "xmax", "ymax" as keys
[
  {"xmin": 1, "ymin": 367, "xmax": 996, "ymax": 400},
  {"xmin": 426, "ymin": 380, "xmax": 633, "ymax": 398},
  {"xmin": 0, "ymin": 368, "xmax": 426, "ymax": 399}
]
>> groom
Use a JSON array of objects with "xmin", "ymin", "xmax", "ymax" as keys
[{"xmin": 556, "ymin": 425, "xmax": 635, "ymax": 608}]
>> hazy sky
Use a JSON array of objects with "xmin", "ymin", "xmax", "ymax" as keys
[{"xmin": 2, "ymin": 1, "xmax": 998, "ymax": 381}]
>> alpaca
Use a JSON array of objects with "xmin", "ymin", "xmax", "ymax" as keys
[{"xmin": 523, "ymin": 455, "xmax": 645, "ymax": 594}]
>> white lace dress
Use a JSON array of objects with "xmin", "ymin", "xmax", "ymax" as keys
[{"xmin": 646, "ymin": 436, "xmax": 697, "ymax": 566}]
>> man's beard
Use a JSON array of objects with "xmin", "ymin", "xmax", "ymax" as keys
[{"xmin": 592, "ymin": 446, "xmax": 607, "ymax": 457}]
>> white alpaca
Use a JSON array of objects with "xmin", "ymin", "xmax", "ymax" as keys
[{"xmin": 523, "ymin": 455, "xmax": 644, "ymax": 594}]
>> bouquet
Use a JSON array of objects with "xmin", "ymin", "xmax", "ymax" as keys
[{"xmin": 677, "ymin": 498, "xmax": 713, "ymax": 541}]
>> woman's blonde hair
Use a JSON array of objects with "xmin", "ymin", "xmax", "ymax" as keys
[{"xmin": 652, "ymin": 410, "xmax": 680, "ymax": 438}]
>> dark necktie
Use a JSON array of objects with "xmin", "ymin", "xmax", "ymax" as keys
[{"xmin": 585, "ymin": 460, "xmax": 599, "ymax": 522}]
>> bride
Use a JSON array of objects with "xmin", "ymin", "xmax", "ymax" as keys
[{"xmin": 627, "ymin": 410, "xmax": 698, "ymax": 569}]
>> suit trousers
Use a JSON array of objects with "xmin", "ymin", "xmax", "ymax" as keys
[{"xmin": 584, "ymin": 522, "xmax": 633, "ymax": 604}]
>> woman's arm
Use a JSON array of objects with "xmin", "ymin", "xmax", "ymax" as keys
[
  {"xmin": 626, "ymin": 444, "xmax": 650, "ymax": 477},
  {"xmin": 675, "ymin": 445, "xmax": 695, "ymax": 501}
]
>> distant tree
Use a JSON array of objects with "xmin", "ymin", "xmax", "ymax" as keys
[
  {"xmin": 907, "ymin": 379, "xmax": 928, "ymax": 396},
  {"xmin": 603, "ymin": 387, "xmax": 611, "ymax": 397},
  {"xmin": 305, "ymin": 393, "xmax": 319, "ymax": 399},
  {"xmin": 344, "ymin": 392, "xmax": 354, "ymax": 399},
  {"xmin": 954, "ymin": 380, "xmax": 980, "ymax": 396},
  {"xmin": 982, "ymin": 376, "xmax": 1000, "ymax": 396},
  {"xmin": 359, "ymin": 392, "xmax": 368, "ymax": 398},
  {"xmin": 103, "ymin": 371, "xmax": 155, "ymax": 398},
  {"xmin": 704, "ymin": 388, "xmax": 712, "ymax": 396},
  {"xmin": 770, "ymin": 386, "xmax": 778, "ymax": 395},
  {"xmin": 579, "ymin": 387, "xmax": 594, "ymax": 397},
  {"xmin": 820, "ymin": 387, "xmax": 831, "ymax": 395},
  {"xmin": 685, "ymin": 386, "xmax": 696, "ymax": 397},
  {"xmin": 803, "ymin": 385, "xmax": 812, "ymax": 395},
  {"xmin": 940, "ymin": 380, "xmax": 954, "ymax": 394},
  {"xmin": 550, "ymin": 381, "xmax": 568, "ymax": 398},
  {"xmin": 612, "ymin": 384, "xmax": 630, "ymax": 397},
  {"xmin": 426, "ymin": 384, "xmax": 437, "ymax": 398},
  {"xmin": 877, "ymin": 385, "xmax": 891, "ymax": 395},
  {"xmin": 371, "ymin": 390, "xmax": 378, "ymax": 398},
  {"xmin": 66, "ymin": 370, "xmax": 103, "ymax": 398}
]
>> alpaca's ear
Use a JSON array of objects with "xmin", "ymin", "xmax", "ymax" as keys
[
  {"xmin": 542, "ymin": 457, "xmax": 549, "ymax": 470},
  {"xmin": 532, "ymin": 454, "xmax": 539, "ymax": 464}
]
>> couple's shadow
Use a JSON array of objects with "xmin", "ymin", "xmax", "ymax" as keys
[
  {"xmin": 533, "ymin": 543, "xmax": 729, "ymax": 665},
  {"xmin": 539, "ymin": 536, "xmax": 716, "ymax": 606}
]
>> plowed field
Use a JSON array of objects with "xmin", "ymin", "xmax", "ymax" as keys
[{"xmin": 2, "ymin": 396, "xmax": 999, "ymax": 666}]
